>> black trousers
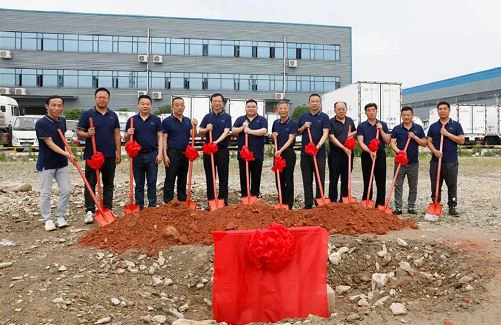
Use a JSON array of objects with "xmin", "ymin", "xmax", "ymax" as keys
[
  {"xmin": 328, "ymin": 151, "xmax": 353, "ymax": 202},
  {"xmin": 85, "ymin": 157, "xmax": 116, "ymax": 212},
  {"xmin": 429, "ymin": 160, "xmax": 458, "ymax": 208},
  {"xmin": 275, "ymin": 148, "xmax": 296, "ymax": 209},
  {"xmin": 238, "ymin": 158, "xmax": 263, "ymax": 197},
  {"xmin": 300, "ymin": 155, "xmax": 326, "ymax": 208},
  {"xmin": 163, "ymin": 148, "xmax": 189, "ymax": 203},
  {"xmin": 361, "ymin": 149, "xmax": 386, "ymax": 207},
  {"xmin": 203, "ymin": 147, "xmax": 229, "ymax": 204}
]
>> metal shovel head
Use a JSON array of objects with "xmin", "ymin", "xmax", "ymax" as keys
[
  {"xmin": 342, "ymin": 196, "xmax": 358, "ymax": 204},
  {"xmin": 208, "ymin": 198, "xmax": 225, "ymax": 212},
  {"xmin": 315, "ymin": 197, "xmax": 331, "ymax": 206},
  {"xmin": 124, "ymin": 203, "xmax": 140, "ymax": 214},
  {"xmin": 185, "ymin": 200, "xmax": 197, "ymax": 210},
  {"xmin": 241, "ymin": 195, "xmax": 258, "ymax": 205},
  {"xmin": 273, "ymin": 203, "xmax": 289, "ymax": 210},
  {"xmin": 98, "ymin": 208, "xmax": 116, "ymax": 225},
  {"xmin": 360, "ymin": 200, "xmax": 375, "ymax": 208},
  {"xmin": 425, "ymin": 202, "xmax": 443, "ymax": 221},
  {"xmin": 378, "ymin": 205, "xmax": 393, "ymax": 215}
]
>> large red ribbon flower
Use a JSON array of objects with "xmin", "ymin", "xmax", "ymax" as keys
[
  {"xmin": 271, "ymin": 155, "xmax": 286, "ymax": 173},
  {"xmin": 305, "ymin": 142, "xmax": 318, "ymax": 156},
  {"xmin": 86, "ymin": 151, "xmax": 105, "ymax": 170},
  {"xmin": 394, "ymin": 151, "xmax": 409, "ymax": 165},
  {"xmin": 125, "ymin": 140, "xmax": 142, "ymax": 158},
  {"xmin": 368, "ymin": 138, "xmax": 380, "ymax": 152},
  {"xmin": 202, "ymin": 142, "xmax": 218, "ymax": 155},
  {"xmin": 184, "ymin": 145, "xmax": 199, "ymax": 161},
  {"xmin": 240, "ymin": 146, "xmax": 255, "ymax": 161},
  {"xmin": 344, "ymin": 136, "xmax": 356, "ymax": 150}
]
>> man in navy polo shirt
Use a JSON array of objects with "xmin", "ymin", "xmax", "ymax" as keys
[
  {"xmin": 232, "ymin": 99, "xmax": 268, "ymax": 199},
  {"xmin": 390, "ymin": 106, "xmax": 427, "ymax": 215},
  {"xmin": 199, "ymin": 93, "xmax": 232, "ymax": 206},
  {"xmin": 125, "ymin": 95, "xmax": 163, "ymax": 209},
  {"xmin": 328, "ymin": 101, "xmax": 356, "ymax": 202},
  {"xmin": 427, "ymin": 101, "xmax": 465, "ymax": 216},
  {"xmin": 162, "ymin": 97, "xmax": 197, "ymax": 204},
  {"xmin": 271, "ymin": 100, "xmax": 298, "ymax": 209},
  {"xmin": 36, "ymin": 95, "xmax": 75, "ymax": 231},
  {"xmin": 77, "ymin": 87, "xmax": 121, "ymax": 224},
  {"xmin": 357, "ymin": 103, "xmax": 391, "ymax": 207},
  {"xmin": 297, "ymin": 94, "xmax": 331, "ymax": 209}
]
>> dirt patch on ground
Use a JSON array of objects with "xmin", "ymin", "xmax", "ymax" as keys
[{"xmin": 80, "ymin": 200, "xmax": 417, "ymax": 254}]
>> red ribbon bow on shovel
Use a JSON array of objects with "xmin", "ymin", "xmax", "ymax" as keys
[
  {"xmin": 125, "ymin": 141, "xmax": 142, "ymax": 158},
  {"xmin": 368, "ymin": 138, "xmax": 380, "ymax": 152},
  {"xmin": 184, "ymin": 145, "xmax": 199, "ymax": 161},
  {"xmin": 344, "ymin": 136, "xmax": 356, "ymax": 150},
  {"xmin": 305, "ymin": 142, "xmax": 318, "ymax": 156},
  {"xmin": 394, "ymin": 151, "xmax": 409, "ymax": 165},
  {"xmin": 86, "ymin": 152, "xmax": 105, "ymax": 170},
  {"xmin": 240, "ymin": 146, "xmax": 255, "ymax": 161},
  {"xmin": 202, "ymin": 142, "xmax": 218, "ymax": 155},
  {"xmin": 271, "ymin": 155, "xmax": 287, "ymax": 173}
]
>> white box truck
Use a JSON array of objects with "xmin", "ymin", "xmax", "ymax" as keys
[
  {"xmin": 322, "ymin": 81, "xmax": 402, "ymax": 130},
  {"xmin": 0, "ymin": 96, "xmax": 25, "ymax": 146}
]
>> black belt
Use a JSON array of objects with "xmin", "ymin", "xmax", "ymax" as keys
[{"xmin": 140, "ymin": 148, "xmax": 158, "ymax": 154}]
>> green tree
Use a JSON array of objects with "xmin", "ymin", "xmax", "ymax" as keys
[
  {"xmin": 64, "ymin": 108, "xmax": 83, "ymax": 120},
  {"xmin": 291, "ymin": 104, "xmax": 309, "ymax": 121},
  {"xmin": 155, "ymin": 104, "xmax": 172, "ymax": 115},
  {"xmin": 116, "ymin": 108, "xmax": 131, "ymax": 112}
]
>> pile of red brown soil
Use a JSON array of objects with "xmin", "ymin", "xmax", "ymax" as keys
[{"xmin": 79, "ymin": 201, "xmax": 417, "ymax": 254}]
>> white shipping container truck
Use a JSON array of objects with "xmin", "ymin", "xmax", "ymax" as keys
[{"xmin": 322, "ymin": 81, "xmax": 402, "ymax": 130}]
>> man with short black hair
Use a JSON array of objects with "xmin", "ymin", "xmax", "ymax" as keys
[
  {"xmin": 232, "ymin": 99, "xmax": 268, "ymax": 199},
  {"xmin": 36, "ymin": 96, "xmax": 75, "ymax": 231},
  {"xmin": 328, "ymin": 101, "xmax": 356, "ymax": 202},
  {"xmin": 77, "ymin": 87, "xmax": 121, "ymax": 224},
  {"xmin": 357, "ymin": 103, "xmax": 391, "ymax": 207},
  {"xmin": 199, "ymin": 93, "xmax": 232, "ymax": 206},
  {"xmin": 427, "ymin": 101, "xmax": 465, "ymax": 216},
  {"xmin": 162, "ymin": 97, "xmax": 197, "ymax": 204},
  {"xmin": 390, "ymin": 106, "xmax": 427, "ymax": 215},
  {"xmin": 297, "ymin": 94, "xmax": 331, "ymax": 209},
  {"xmin": 125, "ymin": 95, "xmax": 163, "ymax": 209}
]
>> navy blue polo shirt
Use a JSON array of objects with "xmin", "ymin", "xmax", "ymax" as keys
[
  {"xmin": 329, "ymin": 116, "xmax": 356, "ymax": 155},
  {"xmin": 126, "ymin": 114, "xmax": 162, "ymax": 152},
  {"xmin": 233, "ymin": 115, "xmax": 268, "ymax": 160},
  {"xmin": 272, "ymin": 118, "xmax": 298, "ymax": 149},
  {"xmin": 162, "ymin": 115, "xmax": 192, "ymax": 151},
  {"xmin": 297, "ymin": 111, "xmax": 331, "ymax": 158},
  {"xmin": 200, "ymin": 111, "xmax": 232, "ymax": 148},
  {"xmin": 35, "ymin": 115, "xmax": 68, "ymax": 171},
  {"xmin": 357, "ymin": 120, "xmax": 389, "ymax": 151},
  {"xmin": 427, "ymin": 119, "xmax": 464, "ymax": 163},
  {"xmin": 391, "ymin": 123, "xmax": 426, "ymax": 164},
  {"xmin": 78, "ymin": 107, "xmax": 120, "ymax": 159}
]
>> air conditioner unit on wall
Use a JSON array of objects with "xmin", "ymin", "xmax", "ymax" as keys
[
  {"xmin": 0, "ymin": 87, "xmax": 11, "ymax": 95},
  {"xmin": 0, "ymin": 50, "xmax": 12, "ymax": 59},
  {"xmin": 288, "ymin": 59, "xmax": 298, "ymax": 68},
  {"xmin": 152, "ymin": 91, "xmax": 163, "ymax": 100},
  {"xmin": 14, "ymin": 88, "xmax": 27, "ymax": 95},
  {"xmin": 152, "ymin": 55, "xmax": 163, "ymax": 63},
  {"xmin": 137, "ymin": 54, "xmax": 148, "ymax": 63},
  {"xmin": 137, "ymin": 90, "xmax": 148, "ymax": 97},
  {"xmin": 274, "ymin": 93, "xmax": 284, "ymax": 100}
]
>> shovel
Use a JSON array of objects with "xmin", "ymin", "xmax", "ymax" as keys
[
  {"xmin": 124, "ymin": 118, "xmax": 140, "ymax": 214},
  {"xmin": 272, "ymin": 137, "xmax": 289, "ymax": 210},
  {"xmin": 185, "ymin": 125, "xmax": 197, "ymax": 210},
  {"xmin": 207, "ymin": 130, "xmax": 225, "ymax": 211},
  {"xmin": 378, "ymin": 137, "xmax": 412, "ymax": 214},
  {"xmin": 241, "ymin": 132, "xmax": 257, "ymax": 205},
  {"xmin": 342, "ymin": 125, "xmax": 357, "ymax": 203},
  {"xmin": 57, "ymin": 129, "xmax": 115, "ymax": 226},
  {"xmin": 360, "ymin": 129, "xmax": 380, "ymax": 208},
  {"xmin": 89, "ymin": 117, "xmax": 104, "ymax": 207},
  {"xmin": 306, "ymin": 128, "xmax": 330, "ymax": 206},
  {"xmin": 425, "ymin": 124, "xmax": 445, "ymax": 222}
]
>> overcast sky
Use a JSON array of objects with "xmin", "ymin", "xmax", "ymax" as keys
[{"xmin": 2, "ymin": 0, "xmax": 500, "ymax": 88}]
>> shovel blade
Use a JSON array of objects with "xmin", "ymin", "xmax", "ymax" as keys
[
  {"xmin": 342, "ymin": 196, "xmax": 358, "ymax": 204},
  {"xmin": 273, "ymin": 203, "xmax": 289, "ymax": 210},
  {"xmin": 360, "ymin": 200, "xmax": 375, "ymax": 208},
  {"xmin": 427, "ymin": 202, "xmax": 443, "ymax": 217},
  {"xmin": 208, "ymin": 198, "xmax": 225, "ymax": 212},
  {"xmin": 185, "ymin": 200, "xmax": 197, "ymax": 210},
  {"xmin": 377, "ymin": 205, "xmax": 393, "ymax": 215},
  {"xmin": 95, "ymin": 209, "xmax": 116, "ymax": 226},
  {"xmin": 315, "ymin": 197, "xmax": 331, "ymax": 206},
  {"xmin": 241, "ymin": 196, "xmax": 257, "ymax": 205},
  {"xmin": 124, "ymin": 204, "xmax": 140, "ymax": 214}
]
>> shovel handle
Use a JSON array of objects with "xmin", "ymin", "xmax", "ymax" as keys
[
  {"xmin": 89, "ymin": 117, "xmax": 97, "ymax": 154},
  {"xmin": 306, "ymin": 128, "xmax": 326, "ymax": 203},
  {"xmin": 433, "ymin": 124, "xmax": 445, "ymax": 204},
  {"xmin": 364, "ymin": 128, "xmax": 380, "ymax": 204},
  {"xmin": 186, "ymin": 124, "xmax": 197, "ymax": 204},
  {"xmin": 382, "ymin": 137, "xmax": 412, "ymax": 208},
  {"xmin": 273, "ymin": 136, "xmax": 284, "ymax": 206},
  {"xmin": 208, "ymin": 130, "xmax": 219, "ymax": 208},
  {"xmin": 128, "ymin": 118, "xmax": 134, "ymax": 205}
]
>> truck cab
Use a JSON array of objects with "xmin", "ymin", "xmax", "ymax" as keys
[
  {"xmin": 0, "ymin": 96, "xmax": 25, "ymax": 146},
  {"xmin": 11, "ymin": 115, "xmax": 41, "ymax": 149}
]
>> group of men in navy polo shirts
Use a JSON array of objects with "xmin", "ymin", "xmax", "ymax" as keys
[{"xmin": 36, "ymin": 88, "xmax": 465, "ymax": 231}]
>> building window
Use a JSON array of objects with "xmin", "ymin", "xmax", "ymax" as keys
[
  {"xmin": 252, "ymin": 45, "xmax": 258, "ymax": 58},
  {"xmin": 234, "ymin": 45, "xmax": 240, "ymax": 57},
  {"xmin": 202, "ymin": 44, "xmax": 209, "ymax": 56},
  {"xmin": 183, "ymin": 78, "xmax": 190, "ymax": 90}
]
